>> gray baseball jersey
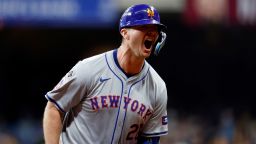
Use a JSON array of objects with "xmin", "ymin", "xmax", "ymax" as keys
[{"xmin": 45, "ymin": 49, "xmax": 168, "ymax": 144}]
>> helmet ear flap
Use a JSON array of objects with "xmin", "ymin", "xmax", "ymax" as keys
[{"xmin": 154, "ymin": 31, "xmax": 167, "ymax": 56}]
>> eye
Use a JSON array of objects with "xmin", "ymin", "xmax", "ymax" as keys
[{"xmin": 134, "ymin": 26, "xmax": 146, "ymax": 31}]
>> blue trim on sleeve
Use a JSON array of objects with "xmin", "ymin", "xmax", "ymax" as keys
[
  {"xmin": 142, "ymin": 131, "xmax": 168, "ymax": 137},
  {"xmin": 45, "ymin": 94, "xmax": 66, "ymax": 113}
]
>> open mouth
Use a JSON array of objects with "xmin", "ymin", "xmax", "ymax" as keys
[{"xmin": 144, "ymin": 40, "xmax": 153, "ymax": 49}]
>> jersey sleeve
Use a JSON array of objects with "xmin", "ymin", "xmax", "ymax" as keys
[
  {"xmin": 45, "ymin": 61, "xmax": 88, "ymax": 113},
  {"xmin": 141, "ymin": 83, "xmax": 168, "ymax": 137}
]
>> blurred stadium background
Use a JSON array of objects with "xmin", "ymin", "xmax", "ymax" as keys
[{"xmin": 0, "ymin": 0, "xmax": 256, "ymax": 143}]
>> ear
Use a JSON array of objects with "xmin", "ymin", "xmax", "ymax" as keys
[{"xmin": 120, "ymin": 28, "xmax": 129, "ymax": 40}]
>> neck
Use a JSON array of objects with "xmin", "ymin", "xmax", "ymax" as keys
[{"xmin": 117, "ymin": 46, "xmax": 145, "ymax": 75}]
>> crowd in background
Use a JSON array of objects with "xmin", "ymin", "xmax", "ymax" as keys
[
  {"xmin": 162, "ymin": 109, "xmax": 256, "ymax": 144},
  {"xmin": 1, "ymin": 109, "xmax": 256, "ymax": 144}
]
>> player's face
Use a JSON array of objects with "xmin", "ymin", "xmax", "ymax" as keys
[{"xmin": 127, "ymin": 25, "xmax": 159, "ymax": 58}]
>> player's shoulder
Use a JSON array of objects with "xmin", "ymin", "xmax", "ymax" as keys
[
  {"xmin": 146, "ymin": 62, "xmax": 168, "ymax": 104},
  {"xmin": 77, "ymin": 50, "xmax": 113, "ymax": 67},
  {"xmin": 146, "ymin": 61, "xmax": 166, "ymax": 86},
  {"xmin": 80, "ymin": 51, "xmax": 107, "ymax": 64},
  {"xmin": 71, "ymin": 50, "xmax": 112, "ymax": 77}
]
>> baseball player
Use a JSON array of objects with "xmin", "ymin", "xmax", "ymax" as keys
[{"xmin": 43, "ymin": 4, "xmax": 168, "ymax": 144}]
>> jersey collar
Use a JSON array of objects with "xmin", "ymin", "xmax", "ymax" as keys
[{"xmin": 106, "ymin": 49, "xmax": 149, "ymax": 81}]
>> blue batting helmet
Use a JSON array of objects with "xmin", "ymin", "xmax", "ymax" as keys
[
  {"xmin": 119, "ymin": 4, "xmax": 166, "ymax": 31},
  {"xmin": 119, "ymin": 4, "xmax": 167, "ymax": 56}
]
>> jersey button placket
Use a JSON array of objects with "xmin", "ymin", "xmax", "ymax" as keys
[
  {"xmin": 118, "ymin": 121, "xmax": 122, "ymax": 127},
  {"xmin": 121, "ymin": 81, "xmax": 129, "ymax": 143},
  {"xmin": 123, "ymin": 81, "xmax": 128, "ymax": 95}
]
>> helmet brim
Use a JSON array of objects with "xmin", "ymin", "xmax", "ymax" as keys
[{"xmin": 119, "ymin": 19, "xmax": 167, "ymax": 32}]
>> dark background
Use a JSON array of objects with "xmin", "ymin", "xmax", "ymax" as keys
[{"xmin": 1, "ymin": 12, "xmax": 255, "ymax": 123}]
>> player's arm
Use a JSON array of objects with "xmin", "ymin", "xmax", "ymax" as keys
[
  {"xmin": 43, "ymin": 101, "xmax": 65, "ymax": 144},
  {"xmin": 137, "ymin": 136, "xmax": 160, "ymax": 144}
]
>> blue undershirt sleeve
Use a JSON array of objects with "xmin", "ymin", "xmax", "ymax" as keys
[{"xmin": 137, "ymin": 136, "xmax": 160, "ymax": 144}]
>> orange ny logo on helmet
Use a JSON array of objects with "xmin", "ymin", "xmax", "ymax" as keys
[{"xmin": 147, "ymin": 8, "xmax": 154, "ymax": 18}]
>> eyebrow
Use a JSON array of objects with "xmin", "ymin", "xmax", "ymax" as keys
[{"xmin": 133, "ymin": 25, "xmax": 158, "ymax": 30}]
